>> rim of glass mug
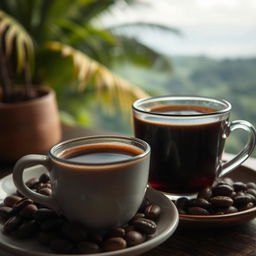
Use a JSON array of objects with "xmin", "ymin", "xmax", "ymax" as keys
[
  {"xmin": 50, "ymin": 135, "xmax": 151, "ymax": 166},
  {"xmin": 132, "ymin": 95, "xmax": 232, "ymax": 118}
]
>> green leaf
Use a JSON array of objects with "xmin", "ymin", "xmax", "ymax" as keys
[
  {"xmin": 114, "ymin": 35, "xmax": 173, "ymax": 71},
  {"xmin": 46, "ymin": 41, "xmax": 149, "ymax": 112},
  {"xmin": 108, "ymin": 21, "xmax": 181, "ymax": 35},
  {"xmin": 0, "ymin": 10, "xmax": 34, "ymax": 73}
]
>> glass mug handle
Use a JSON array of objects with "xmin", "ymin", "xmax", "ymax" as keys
[
  {"xmin": 220, "ymin": 120, "xmax": 256, "ymax": 177},
  {"xmin": 12, "ymin": 154, "xmax": 58, "ymax": 212}
]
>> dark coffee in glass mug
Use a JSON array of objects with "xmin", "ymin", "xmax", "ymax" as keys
[{"xmin": 133, "ymin": 96, "xmax": 256, "ymax": 195}]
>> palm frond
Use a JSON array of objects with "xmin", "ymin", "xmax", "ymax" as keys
[
  {"xmin": 58, "ymin": 19, "xmax": 117, "ymax": 47},
  {"xmin": 108, "ymin": 21, "xmax": 181, "ymax": 35},
  {"xmin": 114, "ymin": 35, "xmax": 173, "ymax": 70},
  {"xmin": 72, "ymin": 1, "xmax": 119, "ymax": 24},
  {"xmin": 0, "ymin": 10, "xmax": 34, "ymax": 73},
  {"xmin": 46, "ymin": 41, "xmax": 148, "ymax": 112}
]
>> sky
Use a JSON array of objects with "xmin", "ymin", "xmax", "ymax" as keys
[{"xmin": 103, "ymin": 0, "xmax": 256, "ymax": 58}]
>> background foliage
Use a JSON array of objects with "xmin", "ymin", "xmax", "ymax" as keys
[{"xmin": 0, "ymin": 0, "xmax": 174, "ymax": 113}]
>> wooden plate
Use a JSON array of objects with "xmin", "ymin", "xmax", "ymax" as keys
[{"xmin": 178, "ymin": 165, "xmax": 256, "ymax": 228}]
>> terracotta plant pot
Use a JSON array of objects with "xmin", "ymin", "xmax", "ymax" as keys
[{"xmin": 0, "ymin": 87, "xmax": 62, "ymax": 163}]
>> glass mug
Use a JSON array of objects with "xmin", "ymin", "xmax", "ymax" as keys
[{"xmin": 133, "ymin": 95, "xmax": 256, "ymax": 196}]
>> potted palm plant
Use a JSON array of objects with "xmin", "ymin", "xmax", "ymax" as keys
[
  {"xmin": 0, "ymin": 1, "xmax": 176, "ymax": 162},
  {"xmin": 0, "ymin": 16, "xmax": 61, "ymax": 162}
]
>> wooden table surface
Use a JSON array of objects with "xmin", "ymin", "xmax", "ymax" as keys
[{"xmin": 1, "ymin": 124, "xmax": 256, "ymax": 256}]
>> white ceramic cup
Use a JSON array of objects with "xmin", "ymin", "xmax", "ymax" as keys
[{"xmin": 13, "ymin": 136, "xmax": 150, "ymax": 230}]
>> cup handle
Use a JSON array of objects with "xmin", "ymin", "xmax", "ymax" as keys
[
  {"xmin": 13, "ymin": 154, "xmax": 58, "ymax": 212},
  {"xmin": 219, "ymin": 120, "xmax": 256, "ymax": 177}
]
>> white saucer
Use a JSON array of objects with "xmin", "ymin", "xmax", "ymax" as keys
[{"xmin": 0, "ymin": 166, "xmax": 179, "ymax": 256}]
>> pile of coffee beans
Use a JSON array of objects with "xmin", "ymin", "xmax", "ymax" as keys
[
  {"xmin": 0, "ymin": 173, "xmax": 161, "ymax": 254},
  {"xmin": 175, "ymin": 177, "xmax": 256, "ymax": 215}
]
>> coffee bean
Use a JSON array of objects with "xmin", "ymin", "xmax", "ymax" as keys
[
  {"xmin": 12, "ymin": 198, "xmax": 33, "ymax": 213},
  {"xmin": 239, "ymin": 202, "xmax": 254, "ymax": 211},
  {"xmin": 139, "ymin": 198, "xmax": 151, "ymax": 212},
  {"xmin": 133, "ymin": 218, "xmax": 157, "ymax": 235},
  {"xmin": 213, "ymin": 178, "xmax": 223, "ymax": 186},
  {"xmin": 3, "ymin": 215, "xmax": 23, "ymax": 233},
  {"xmin": 210, "ymin": 196, "xmax": 233, "ymax": 207},
  {"xmin": 40, "ymin": 218, "xmax": 65, "ymax": 231},
  {"xmin": 176, "ymin": 197, "xmax": 189, "ymax": 210},
  {"xmin": 38, "ymin": 231, "xmax": 58, "ymax": 246},
  {"xmin": 25, "ymin": 178, "xmax": 39, "ymax": 189},
  {"xmin": 0, "ymin": 206, "xmax": 13, "ymax": 221},
  {"xmin": 38, "ymin": 188, "xmax": 52, "ymax": 196},
  {"xmin": 15, "ymin": 220, "xmax": 38, "ymax": 239},
  {"xmin": 197, "ymin": 187, "xmax": 212, "ymax": 199},
  {"xmin": 188, "ymin": 207, "xmax": 209, "ymax": 215},
  {"xmin": 34, "ymin": 208, "xmax": 57, "ymax": 221},
  {"xmin": 235, "ymin": 191, "xmax": 245, "ymax": 197},
  {"xmin": 231, "ymin": 191, "xmax": 237, "ymax": 198},
  {"xmin": 61, "ymin": 222, "xmax": 88, "ymax": 241},
  {"xmin": 39, "ymin": 173, "xmax": 50, "ymax": 183},
  {"xmin": 4, "ymin": 195, "xmax": 22, "ymax": 207},
  {"xmin": 212, "ymin": 184, "xmax": 234, "ymax": 197},
  {"xmin": 19, "ymin": 204, "xmax": 38, "ymax": 219},
  {"xmin": 178, "ymin": 208, "xmax": 187, "ymax": 214},
  {"xmin": 188, "ymin": 199, "xmax": 197, "ymax": 207},
  {"xmin": 144, "ymin": 204, "xmax": 161, "ymax": 220},
  {"xmin": 36, "ymin": 183, "xmax": 51, "ymax": 191},
  {"xmin": 222, "ymin": 206, "xmax": 238, "ymax": 214},
  {"xmin": 247, "ymin": 182, "xmax": 256, "ymax": 190},
  {"xmin": 130, "ymin": 213, "xmax": 145, "ymax": 224},
  {"xmin": 213, "ymin": 177, "xmax": 233, "ymax": 187},
  {"xmin": 247, "ymin": 188, "xmax": 256, "ymax": 198},
  {"xmin": 50, "ymin": 238, "xmax": 73, "ymax": 253},
  {"xmin": 193, "ymin": 198, "xmax": 212, "ymax": 209},
  {"xmin": 233, "ymin": 195, "xmax": 252, "ymax": 207},
  {"xmin": 233, "ymin": 182, "xmax": 247, "ymax": 192},
  {"xmin": 106, "ymin": 227, "xmax": 125, "ymax": 238},
  {"xmin": 103, "ymin": 237, "xmax": 127, "ymax": 251},
  {"xmin": 76, "ymin": 241, "xmax": 100, "ymax": 254},
  {"xmin": 124, "ymin": 225, "xmax": 136, "ymax": 233},
  {"xmin": 88, "ymin": 232, "xmax": 104, "ymax": 244},
  {"xmin": 125, "ymin": 230, "xmax": 145, "ymax": 246},
  {"xmin": 222, "ymin": 177, "xmax": 234, "ymax": 186},
  {"xmin": 247, "ymin": 193, "xmax": 256, "ymax": 204}
]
